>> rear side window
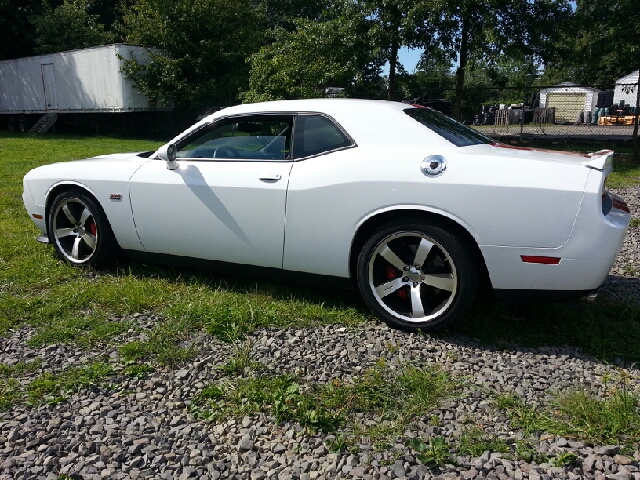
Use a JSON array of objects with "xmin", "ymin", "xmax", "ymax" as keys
[
  {"xmin": 293, "ymin": 115, "xmax": 353, "ymax": 158},
  {"xmin": 404, "ymin": 108, "xmax": 493, "ymax": 147}
]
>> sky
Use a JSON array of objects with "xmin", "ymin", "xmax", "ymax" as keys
[
  {"xmin": 398, "ymin": 47, "xmax": 422, "ymax": 72},
  {"xmin": 382, "ymin": 47, "xmax": 422, "ymax": 75}
]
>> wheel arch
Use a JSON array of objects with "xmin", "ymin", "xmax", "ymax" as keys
[
  {"xmin": 349, "ymin": 208, "xmax": 494, "ymax": 299},
  {"xmin": 45, "ymin": 182, "xmax": 108, "ymax": 238}
]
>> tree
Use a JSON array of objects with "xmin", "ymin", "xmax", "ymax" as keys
[
  {"xmin": 552, "ymin": 0, "xmax": 640, "ymax": 160},
  {"xmin": 0, "ymin": 0, "xmax": 43, "ymax": 59},
  {"xmin": 241, "ymin": 4, "xmax": 381, "ymax": 102},
  {"xmin": 30, "ymin": 0, "xmax": 115, "ymax": 54},
  {"xmin": 564, "ymin": 0, "xmax": 640, "ymax": 87},
  {"xmin": 415, "ymin": 0, "xmax": 571, "ymax": 120},
  {"xmin": 360, "ymin": 0, "xmax": 432, "ymax": 100},
  {"xmin": 121, "ymin": 0, "xmax": 265, "ymax": 108}
]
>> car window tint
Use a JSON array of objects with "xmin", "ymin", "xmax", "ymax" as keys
[
  {"xmin": 404, "ymin": 108, "xmax": 493, "ymax": 147},
  {"xmin": 176, "ymin": 116, "xmax": 293, "ymax": 160},
  {"xmin": 293, "ymin": 115, "xmax": 352, "ymax": 158}
]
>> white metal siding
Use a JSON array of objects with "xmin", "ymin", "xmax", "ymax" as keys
[
  {"xmin": 0, "ymin": 44, "xmax": 169, "ymax": 114},
  {"xmin": 614, "ymin": 70, "xmax": 639, "ymax": 107},
  {"xmin": 539, "ymin": 84, "xmax": 600, "ymax": 123}
]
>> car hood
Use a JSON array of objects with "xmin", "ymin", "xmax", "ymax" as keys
[
  {"xmin": 77, "ymin": 152, "xmax": 151, "ymax": 163},
  {"xmin": 24, "ymin": 152, "xmax": 153, "ymax": 185}
]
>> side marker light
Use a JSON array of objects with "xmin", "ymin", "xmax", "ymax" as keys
[{"xmin": 521, "ymin": 256, "xmax": 561, "ymax": 265}]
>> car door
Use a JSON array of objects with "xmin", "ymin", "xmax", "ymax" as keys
[{"xmin": 129, "ymin": 114, "xmax": 293, "ymax": 269}]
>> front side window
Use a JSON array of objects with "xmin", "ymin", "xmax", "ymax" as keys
[
  {"xmin": 404, "ymin": 108, "xmax": 493, "ymax": 147},
  {"xmin": 292, "ymin": 114, "xmax": 353, "ymax": 158},
  {"xmin": 176, "ymin": 115, "xmax": 293, "ymax": 160}
]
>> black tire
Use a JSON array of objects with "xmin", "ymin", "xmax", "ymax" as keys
[
  {"xmin": 48, "ymin": 190, "xmax": 119, "ymax": 267},
  {"xmin": 356, "ymin": 220, "xmax": 478, "ymax": 332}
]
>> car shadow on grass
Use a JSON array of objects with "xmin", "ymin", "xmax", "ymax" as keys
[{"xmin": 102, "ymin": 260, "xmax": 640, "ymax": 366}]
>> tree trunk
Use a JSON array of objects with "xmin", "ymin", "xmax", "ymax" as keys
[
  {"xmin": 634, "ymin": 68, "xmax": 640, "ymax": 163},
  {"xmin": 453, "ymin": 14, "xmax": 469, "ymax": 121},
  {"xmin": 388, "ymin": 39, "xmax": 399, "ymax": 101}
]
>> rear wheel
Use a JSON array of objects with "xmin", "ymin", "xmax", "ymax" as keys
[
  {"xmin": 48, "ymin": 191, "xmax": 118, "ymax": 266},
  {"xmin": 357, "ymin": 220, "xmax": 477, "ymax": 331}
]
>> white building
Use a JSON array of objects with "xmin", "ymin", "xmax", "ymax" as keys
[
  {"xmin": 539, "ymin": 82, "xmax": 600, "ymax": 123},
  {"xmin": 614, "ymin": 70, "xmax": 639, "ymax": 108}
]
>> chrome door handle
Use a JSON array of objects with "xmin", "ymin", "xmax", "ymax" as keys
[{"xmin": 259, "ymin": 174, "xmax": 282, "ymax": 181}]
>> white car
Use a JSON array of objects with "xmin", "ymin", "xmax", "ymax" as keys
[{"xmin": 22, "ymin": 99, "xmax": 630, "ymax": 331}]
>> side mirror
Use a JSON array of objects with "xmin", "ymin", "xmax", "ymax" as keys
[{"xmin": 158, "ymin": 143, "xmax": 178, "ymax": 170}]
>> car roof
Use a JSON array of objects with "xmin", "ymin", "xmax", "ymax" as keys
[
  {"xmin": 168, "ymin": 99, "xmax": 452, "ymax": 149},
  {"xmin": 208, "ymin": 98, "xmax": 411, "ymax": 120}
]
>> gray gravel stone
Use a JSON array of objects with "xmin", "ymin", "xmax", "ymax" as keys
[{"xmin": 0, "ymin": 186, "xmax": 638, "ymax": 480}]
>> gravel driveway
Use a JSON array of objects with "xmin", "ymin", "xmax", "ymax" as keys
[{"xmin": 1, "ymin": 187, "xmax": 638, "ymax": 480}]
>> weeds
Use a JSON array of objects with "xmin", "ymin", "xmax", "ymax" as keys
[
  {"xmin": 496, "ymin": 375, "xmax": 640, "ymax": 444},
  {"xmin": 407, "ymin": 437, "xmax": 456, "ymax": 467},
  {"xmin": 457, "ymin": 427, "xmax": 510, "ymax": 457},
  {"xmin": 27, "ymin": 362, "xmax": 115, "ymax": 404},
  {"xmin": 194, "ymin": 360, "xmax": 455, "ymax": 450}
]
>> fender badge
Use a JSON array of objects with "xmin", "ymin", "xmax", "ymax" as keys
[{"xmin": 109, "ymin": 194, "xmax": 122, "ymax": 200}]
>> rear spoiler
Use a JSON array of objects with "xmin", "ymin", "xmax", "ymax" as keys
[{"xmin": 583, "ymin": 150, "xmax": 614, "ymax": 175}]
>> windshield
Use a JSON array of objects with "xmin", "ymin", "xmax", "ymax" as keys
[{"xmin": 404, "ymin": 108, "xmax": 493, "ymax": 147}]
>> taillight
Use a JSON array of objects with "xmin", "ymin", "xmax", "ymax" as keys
[
  {"xmin": 612, "ymin": 198, "xmax": 630, "ymax": 213},
  {"xmin": 601, "ymin": 176, "xmax": 612, "ymax": 215}
]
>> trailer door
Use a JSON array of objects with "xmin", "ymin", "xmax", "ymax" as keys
[{"xmin": 41, "ymin": 64, "xmax": 58, "ymax": 110}]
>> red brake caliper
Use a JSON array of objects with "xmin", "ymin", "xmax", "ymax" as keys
[
  {"xmin": 88, "ymin": 220, "xmax": 97, "ymax": 236},
  {"xmin": 386, "ymin": 266, "xmax": 407, "ymax": 300}
]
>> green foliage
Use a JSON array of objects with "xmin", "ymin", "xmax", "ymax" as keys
[
  {"xmin": 561, "ymin": 0, "xmax": 640, "ymax": 86},
  {"xmin": 121, "ymin": 0, "xmax": 265, "ymax": 107},
  {"xmin": 0, "ymin": 0, "xmax": 41, "ymax": 60},
  {"xmin": 195, "ymin": 361, "xmax": 455, "ymax": 448},
  {"xmin": 0, "ymin": 359, "xmax": 41, "ymax": 377},
  {"xmin": 496, "ymin": 376, "xmax": 640, "ymax": 445},
  {"xmin": 450, "ymin": 300, "xmax": 640, "ymax": 364},
  {"xmin": 407, "ymin": 436, "xmax": 456, "ymax": 467},
  {"xmin": 30, "ymin": 0, "xmax": 115, "ymax": 54},
  {"xmin": 27, "ymin": 362, "xmax": 114, "ymax": 403},
  {"xmin": 550, "ymin": 451, "xmax": 578, "ymax": 467},
  {"xmin": 607, "ymin": 162, "xmax": 640, "ymax": 188},
  {"xmin": 457, "ymin": 427, "xmax": 510, "ymax": 457},
  {"xmin": 242, "ymin": 4, "xmax": 380, "ymax": 102},
  {"xmin": 219, "ymin": 341, "xmax": 261, "ymax": 375},
  {"xmin": 514, "ymin": 440, "xmax": 549, "ymax": 464}
]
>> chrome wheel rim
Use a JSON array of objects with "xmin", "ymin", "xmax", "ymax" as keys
[
  {"xmin": 368, "ymin": 232, "xmax": 457, "ymax": 323},
  {"xmin": 52, "ymin": 198, "xmax": 98, "ymax": 264}
]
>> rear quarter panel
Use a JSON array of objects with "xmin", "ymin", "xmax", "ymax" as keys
[{"xmin": 283, "ymin": 143, "xmax": 589, "ymax": 277}]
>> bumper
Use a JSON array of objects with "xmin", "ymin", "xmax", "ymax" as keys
[
  {"xmin": 22, "ymin": 180, "xmax": 47, "ymax": 235},
  {"xmin": 482, "ymin": 193, "xmax": 630, "ymax": 292}
]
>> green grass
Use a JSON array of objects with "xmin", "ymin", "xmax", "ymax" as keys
[
  {"xmin": 0, "ymin": 133, "xmax": 371, "ymax": 361},
  {"xmin": 194, "ymin": 360, "xmax": 455, "ymax": 449},
  {"xmin": 457, "ymin": 426, "xmax": 510, "ymax": 457},
  {"xmin": 448, "ymin": 300, "xmax": 640, "ymax": 364},
  {"xmin": 0, "ymin": 361, "xmax": 115, "ymax": 409},
  {"xmin": 2, "ymin": 132, "xmax": 640, "ymax": 455},
  {"xmin": 496, "ymin": 375, "xmax": 640, "ymax": 445},
  {"xmin": 607, "ymin": 161, "xmax": 640, "ymax": 188}
]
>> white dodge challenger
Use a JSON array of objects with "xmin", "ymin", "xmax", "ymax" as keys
[{"xmin": 22, "ymin": 99, "xmax": 630, "ymax": 331}]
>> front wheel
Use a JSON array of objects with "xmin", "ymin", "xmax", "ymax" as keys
[
  {"xmin": 357, "ymin": 221, "xmax": 478, "ymax": 331},
  {"xmin": 48, "ymin": 190, "xmax": 118, "ymax": 266}
]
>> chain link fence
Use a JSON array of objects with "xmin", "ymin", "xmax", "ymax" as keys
[{"xmin": 463, "ymin": 83, "xmax": 639, "ymax": 151}]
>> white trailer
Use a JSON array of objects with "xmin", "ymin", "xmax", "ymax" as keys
[{"xmin": 0, "ymin": 44, "xmax": 171, "ymax": 133}]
